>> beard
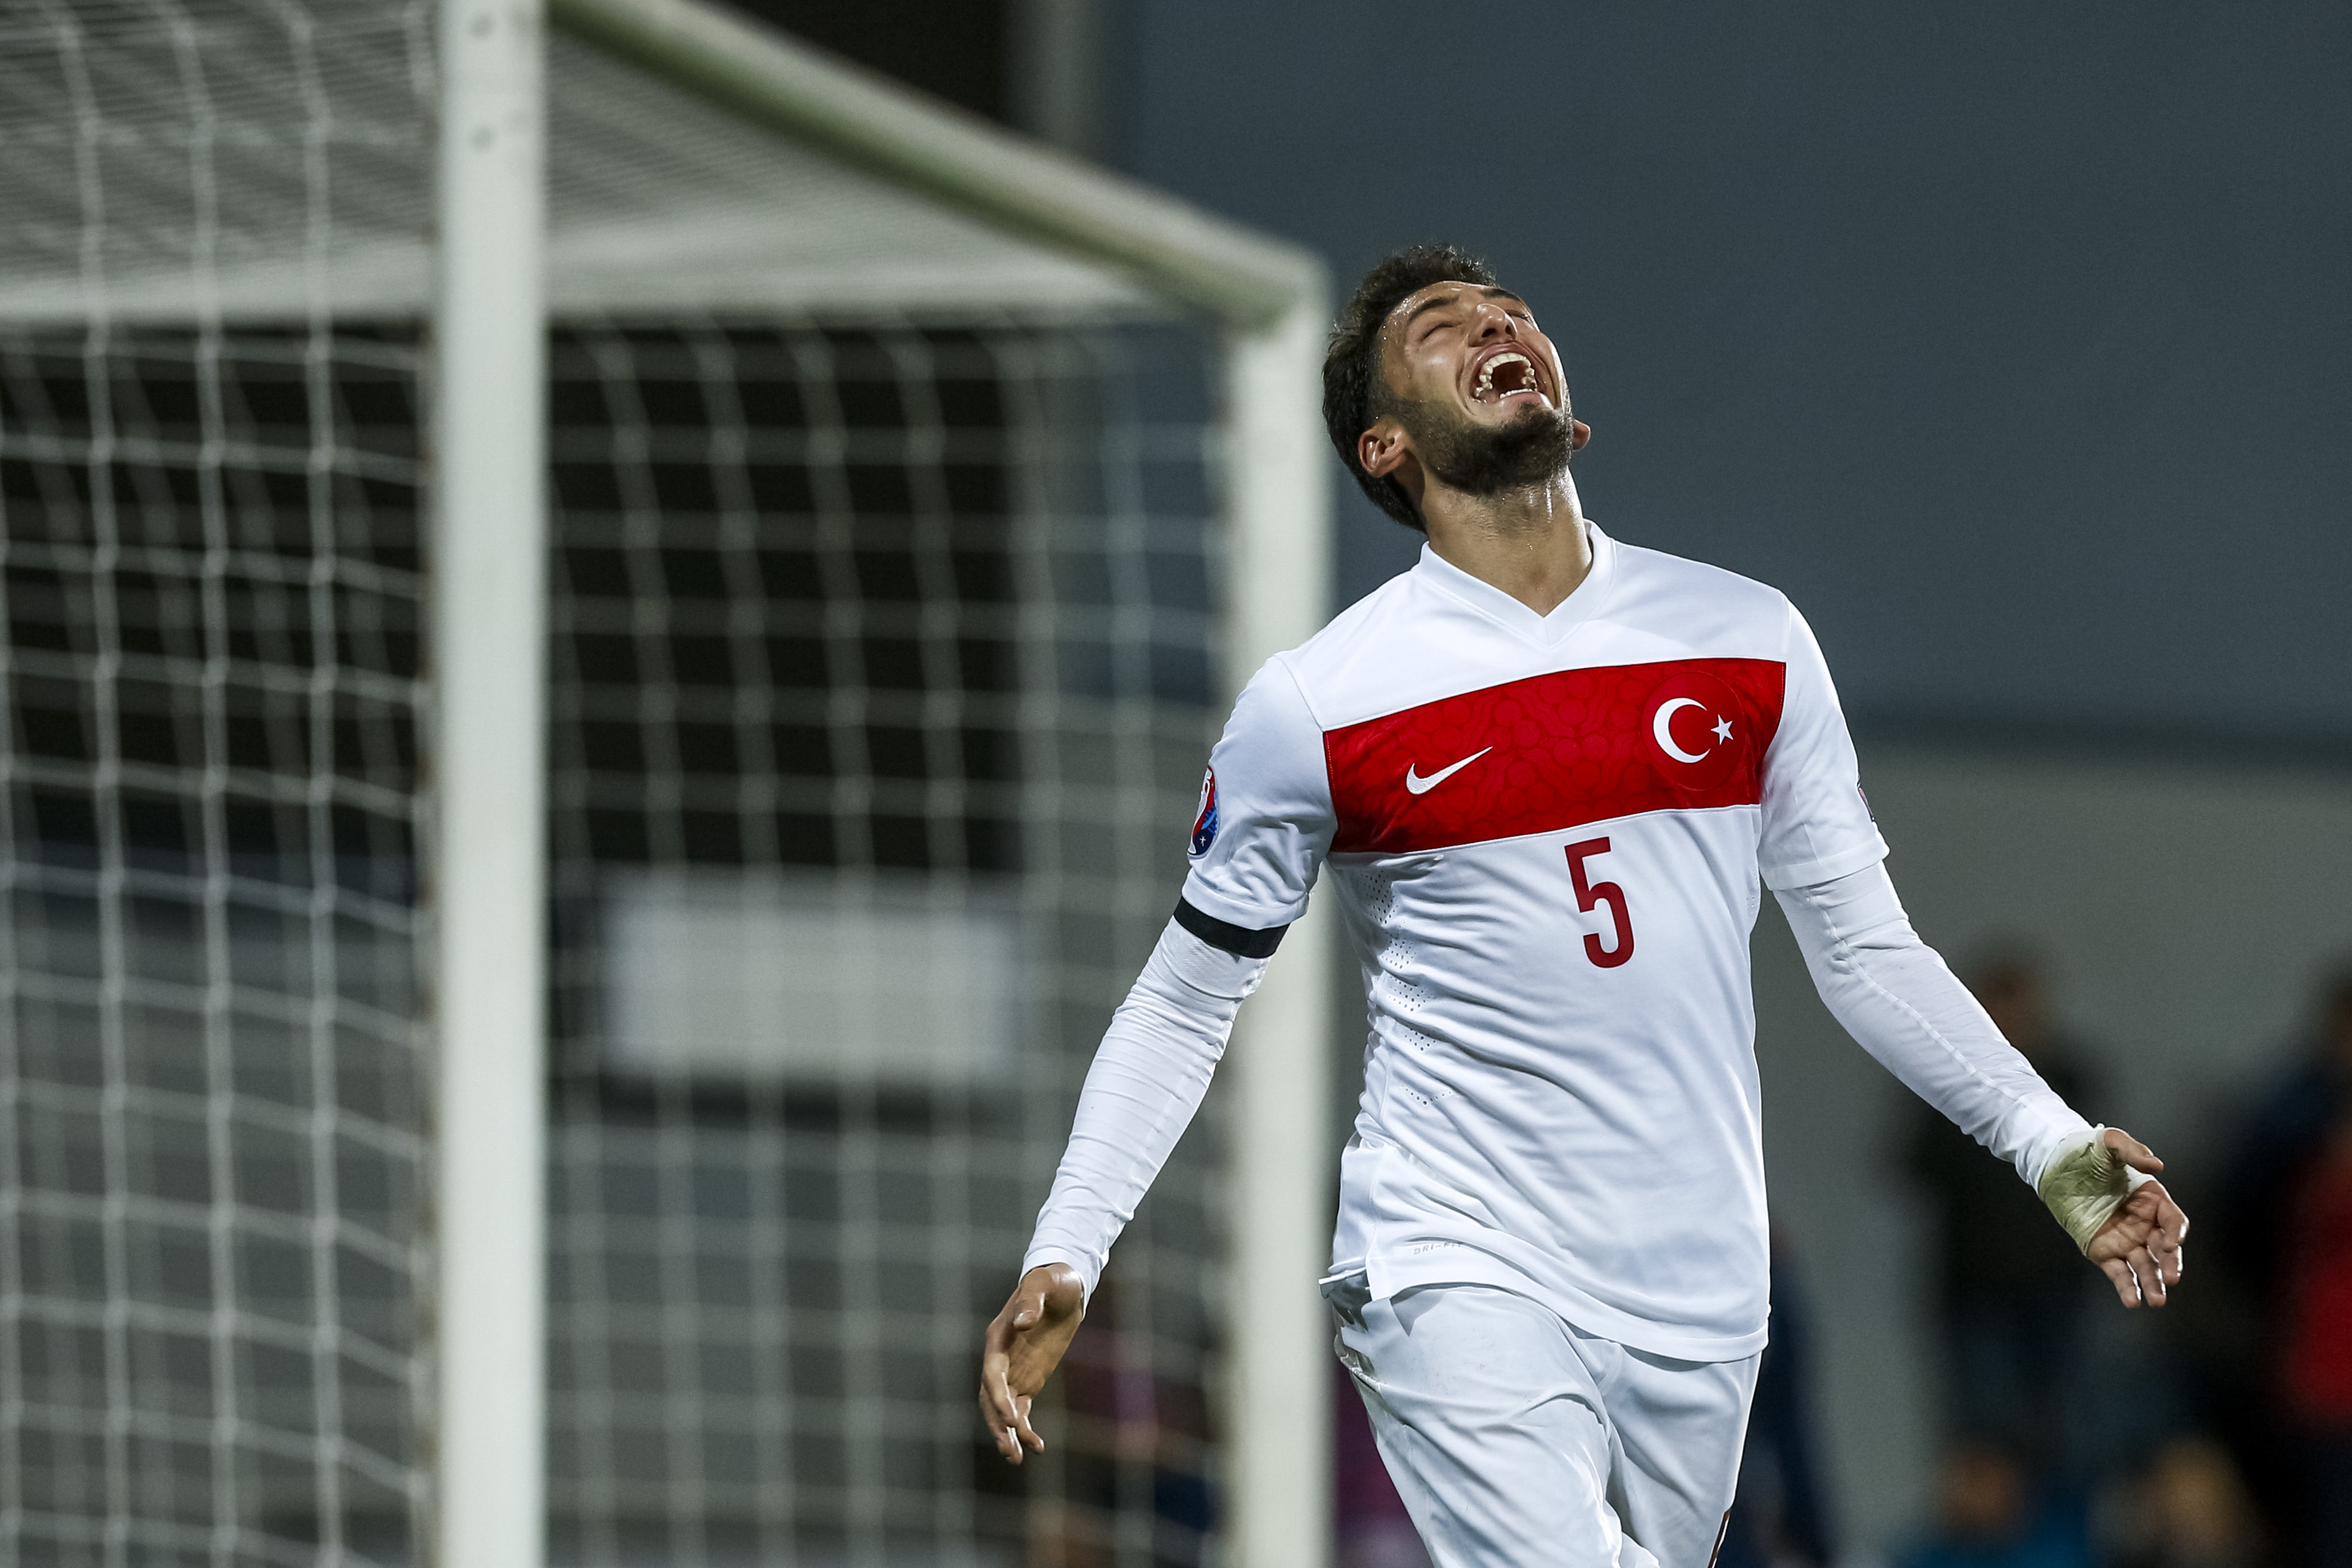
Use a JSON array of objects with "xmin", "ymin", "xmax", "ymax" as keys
[{"xmin": 1394, "ymin": 394, "xmax": 1575, "ymax": 497}]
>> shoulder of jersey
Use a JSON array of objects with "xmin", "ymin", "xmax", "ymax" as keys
[
  {"xmin": 1266, "ymin": 566, "xmax": 1440, "ymax": 719},
  {"xmin": 1284, "ymin": 561, "xmax": 1421, "ymax": 661},
  {"xmin": 1605, "ymin": 534, "xmax": 1794, "ymax": 633}
]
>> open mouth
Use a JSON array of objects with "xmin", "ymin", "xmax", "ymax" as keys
[{"xmin": 1471, "ymin": 350, "xmax": 1546, "ymax": 407}]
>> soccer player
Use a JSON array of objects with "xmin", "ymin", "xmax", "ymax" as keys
[{"xmin": 976, "ymin": 244, "xmax": 2189, "ymax": 1567}]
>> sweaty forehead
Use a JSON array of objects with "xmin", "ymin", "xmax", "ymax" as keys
[{"xmin": 1384, "ymin": 282, "xmax": 1529, "ymax": 336}]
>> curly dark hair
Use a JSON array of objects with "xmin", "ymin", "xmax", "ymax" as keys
[{"xmin": 1322, "ymin": 243, "xmax": 1501, "ymax": 532}]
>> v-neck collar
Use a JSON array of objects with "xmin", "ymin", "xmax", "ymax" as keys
[{"xmin": 1413, "ymin": 519, "xmax": 1618, "ymax": 649}]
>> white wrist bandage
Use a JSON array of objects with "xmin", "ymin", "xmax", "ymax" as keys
[{"xmin": 2036, "ymin": 1125, "xmax": 2154, "ymax": 1253}]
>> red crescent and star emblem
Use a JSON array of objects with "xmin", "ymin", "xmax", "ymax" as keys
[{"xmin": 1640, "ymin": 669, "xmax": 1746, "ymax": 791}]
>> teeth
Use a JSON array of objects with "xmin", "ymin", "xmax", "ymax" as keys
[{"xmin": 1475, "ymin": 352, "xmax": 1535, "ymax": 403}]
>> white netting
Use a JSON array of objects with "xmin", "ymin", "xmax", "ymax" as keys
[
  {"xmin": 540, "ymin": 316, "xmax": 1230, "ymax": 1567},
  {"xmin": 2, "ymin": 4, "xmax": 1248, "ymax": 1566},
  {"xmin": 0, "ymin": 5, "xmax": 434, "ymax": 1564}
]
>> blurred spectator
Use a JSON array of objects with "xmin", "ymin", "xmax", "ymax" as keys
[
  {"xmin": 2281, "ymin": 1098, "xmax": 2352, "ymax": 1566},
  {"xmin": 2221, "ymin": 959, "xmax": 2352, "ymax": 1559},
  {"xmin": 1905, "ymin": 946, "xmax": 2101, "ymax": 1472},
  {"xmin": 1719, "ymin": 1227, "xmax": 1835, "ymax": 1568},
  {"xmin": 2223, "ymin": 961, "xmax": 2352, "ymax": 1295},
  {"xmin": 2101, "ymin": 1435, "xmax": 2263, "ymax": 1568},
  {"xmin": 1334, "ymin": 1369, "xmax": 1430, "ymax": 1568},
  {"xmin": 1895, "ymin": 1439, "xmax": 2093, "ymax": 1568}
]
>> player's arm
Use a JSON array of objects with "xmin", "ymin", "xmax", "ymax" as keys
[
  {"xmin": 978, "ymin": 658, "xmax": 1330, "ymax": 1463},
  {"xmin": 1772, "ymin": 864, "xmax": 2188, "ymax": 1309},
  {"xmin": 1754, "ymin": 599, "xmax": 2185, "ymax": 1308},
  {"xmin": 978, "ymin": 910, "xmax": 1279, "ymax": 1462}
]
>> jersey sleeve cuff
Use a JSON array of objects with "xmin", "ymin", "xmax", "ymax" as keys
[
  {"xmin": 1020, "ymin": 1244, "xmax": 1103, "ymax": 1305},
  {"xmin": 1759, "ymin": 831, "xmax": 1889, "ymax": 892},
  {"xmin": 2015, "ymin": 1106, "xmax": 2099, "ymax": 1191}
]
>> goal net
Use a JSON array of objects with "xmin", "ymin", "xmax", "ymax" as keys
[
  {"xmin": 1, "ymin": 3, "xmax": 1326, "ymax": 1567},
  {"xmin": 541, "ymin": 313, "xmax": 1231, "ymax": 1567},
  {"xmin": 0, "ymin": 3, "xmax": 433, "ymax": 1562}
]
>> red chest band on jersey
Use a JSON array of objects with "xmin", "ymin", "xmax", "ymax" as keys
[{"xmin": 1322, "ymin": 658, "xmax": 1787, "ymax": 854}]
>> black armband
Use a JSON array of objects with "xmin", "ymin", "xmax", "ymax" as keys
[{"xmin": 1172, "ymin": 896, "xmax": 1288, "ymax": 959}]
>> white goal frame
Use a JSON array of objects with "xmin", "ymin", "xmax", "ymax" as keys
[{"xmin": 429, "ymin": 1, "xmax": 1334, "ymax": 1565}]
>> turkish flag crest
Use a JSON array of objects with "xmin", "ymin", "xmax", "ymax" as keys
[{"xmin": 1642, "ymin": 669, "xmax": 1748, "ymax": 792}]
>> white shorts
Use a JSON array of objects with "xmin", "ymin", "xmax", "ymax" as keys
[{"xmin": 1328, "ymin": 1277, "xmax": 1761, "ymax": 1568}]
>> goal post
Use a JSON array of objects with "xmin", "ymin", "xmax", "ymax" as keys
[
  {"xmin": 1219, "ymin": 304, "xmax": 1336, "ymax": 1568},
  {"xmin": 0, "ymin": 1, "xmax": 1334, "ymax": 1562},
  {"xmin": 430, "ymin": 3, "xmax": 549, "ymax": 1568}
]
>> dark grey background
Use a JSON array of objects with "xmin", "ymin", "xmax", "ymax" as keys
[{"xmin": 749, "ymin": 0, "xmax": 2352, "ymax": 749}]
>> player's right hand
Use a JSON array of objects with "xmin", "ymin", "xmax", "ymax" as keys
[{"xmin": 978, "ymin": 1262, "xmax": 1086, "ymax": 1464}]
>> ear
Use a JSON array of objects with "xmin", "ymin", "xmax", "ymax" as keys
[
  {"xmin": 1570, "ymin": 420, "xmax": 1592, "ymax": 451},
  {"xmin": 1358, "ymin": 416, "xmax": 1415, "ymax": 482}
]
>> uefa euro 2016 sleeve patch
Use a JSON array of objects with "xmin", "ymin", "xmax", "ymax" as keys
[{"xmin": 1189, "ymin": 768, "xmax": 1219, "ymax": 858}]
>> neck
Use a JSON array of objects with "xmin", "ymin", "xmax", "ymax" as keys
[{"xmin": 1420, "ymin": 471, "xmax": 1590, "ymax": 615}]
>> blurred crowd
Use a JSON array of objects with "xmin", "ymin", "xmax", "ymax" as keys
[
  {"xmin": 1878, "ymin": 950, "xmax": 2352, "ymax": 1568},
  {"xmin": 1327, "ymin": 950, "xmax": 2352, "ymax": 1568}
]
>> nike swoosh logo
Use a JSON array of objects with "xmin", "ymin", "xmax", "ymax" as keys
[{"xmin": 1404, "ymin": 747, "xmax": 1492, "ymax": 795}]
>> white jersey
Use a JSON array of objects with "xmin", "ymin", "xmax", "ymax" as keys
[{"xmin": 1183, "ymin": 523, "xmax": 1887, "ymax": 1360}]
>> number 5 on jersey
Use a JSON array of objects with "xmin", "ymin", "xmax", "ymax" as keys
[{"xmin": 1565, "ymin": 838, "xmax": 1634, "ymax": 968}]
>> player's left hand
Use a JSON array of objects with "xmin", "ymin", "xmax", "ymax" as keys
[{"xmin": 2083, "ymin": 1127, "xmax": 2189, "ymax": 1308}]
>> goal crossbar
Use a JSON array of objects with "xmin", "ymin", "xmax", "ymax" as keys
[{"xmin": 548, "ymin": 0, "xmax": 1323, "ymax": 330}]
